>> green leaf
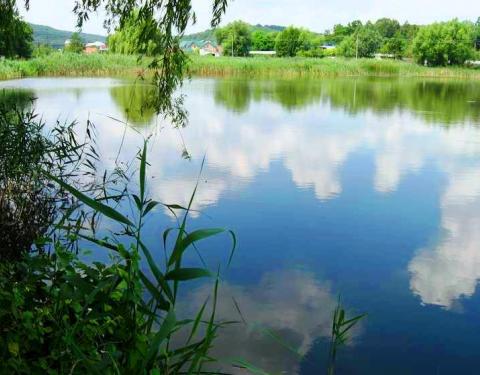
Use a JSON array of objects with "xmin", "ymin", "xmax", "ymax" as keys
[
  {"xmin": 140, "ymin": 140, "xmax": 147, "ymax": 202},
  {"xmin": 139, "ymin": 241, "xmax": 174, "ymax": 302},
  {"xmin": 232, "ymin": 359, "xmax": 271, "ymax": 375},
  {"xmin": 46, "ymin": 173, "xmax": 134, "ymax": 227},
  {"xmin": 139, "ymin": 272, "xmax": 170, "ymax": 311},
  {"xmin": 146, "ymin": 308, "xmax": 176, "ymax": 366},
  {"xmin": 143, "ymin": 200, "xmax": 159, "ymax": 216},
  {"xmin": 165, "ymin": 268, "xmax": 212, "ymax": 281},
  {"xmin": 168, "ymin": 228, "xmax": 225, "ymax": 267}
]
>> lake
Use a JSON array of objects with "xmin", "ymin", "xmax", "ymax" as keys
[{"xmin": 2, "ymin": 76, "xmax": 480, "ymax": 374}]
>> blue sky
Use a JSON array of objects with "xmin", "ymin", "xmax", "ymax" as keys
[{"xmin": 20, "ymin": 0, "xmax": 480, "ymax": 35}]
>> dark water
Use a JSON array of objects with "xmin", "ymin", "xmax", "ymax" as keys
[{"xmin": 2, "ymin": 76, "xmax": 480, "ymax": 374}]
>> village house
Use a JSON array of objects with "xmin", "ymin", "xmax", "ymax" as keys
[
  {"xmin": 84, "ymin": 41, "xmax": 108, "ymax": 54},
  {"xmin": 180, "ymin": 40, "xmax": 222, "ymax": 57}
]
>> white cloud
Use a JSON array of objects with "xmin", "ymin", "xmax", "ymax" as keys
[{"xmin": 180, "ymin": 269, "xmax": 362, "ymax": 374}]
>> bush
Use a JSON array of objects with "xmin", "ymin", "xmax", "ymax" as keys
[
  {"xmin": 412, "ymin": 19, "xmax": 476, "ymax": 66},
  {"xmin": 337, "ymin": 25, "xmax": 382, "ymax": 58}
]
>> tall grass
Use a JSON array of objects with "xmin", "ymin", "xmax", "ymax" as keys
[
  {"xmin": 188, "ymin": 56, "xmax": 480, "ymax": 79},
  {"xmin": 0, "ymin": 52, "xmax": 145, "ymax": 80},
  {"xmin": 2, "ymin": 53, "xmax": 480, "ymax": 81}
]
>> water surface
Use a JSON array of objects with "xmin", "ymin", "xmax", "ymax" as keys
[{"xmin": 2, "ymin": 76, "xmax": 480, "ymax": 374}]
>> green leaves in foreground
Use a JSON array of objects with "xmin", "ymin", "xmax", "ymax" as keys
[
  {"xmin": 38, "ymin": 139, "xmax": 238, "ymax": 373},
  {"xmin": 46, "ymin": 172, "xmax": 133, "ymax": 227}
]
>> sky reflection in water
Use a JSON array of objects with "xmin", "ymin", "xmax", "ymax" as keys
[{"xmin": 2, "ymin": 76, "xmax": 480, "ymax": 373}]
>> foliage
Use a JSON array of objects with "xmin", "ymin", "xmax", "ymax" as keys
[
  {"xmin": 275, "ymin": 26, "xmax": 303, "ymax": 57},
  {"xmin": 32, "ymin": 43, "xmax": 55, "ymax": 58},
  {"xmin": 476, "ymin": 17, "xmax": 480, "ymax": 50},
  {"xmin": 381, "ymin": 33, "xmax": 407, "ymax": 58},
  {"xmin": 216, "ymin": 20, "xmax": 252, "ymax": 56},
  {"xmin": 412, "ymin": 19, "xmax": 476, "ymax": 66},
  {"xmin": 0, "ymin": 93, "xmax": 100, "ymax": 261},
  {"xmin": 328, "ymin": 298, "xmax": 366, "ymax": 375},
  {"xmin": 0, "ymin": 9, "xmax": 33, "ymax": 58},
  {"xmin": 0, "ymin": 52, "xmax": 142, "ymax": 80},
  {"xmin": 187, "ymin": 55, "xmax": 480, "ymax": 79},
  {"xmin": 108, "ymin": 11, "xmax": 163, "ymax": 56},
  {"xmin": 0, "ymin": 133, "xmax": 237, "ymax": 373},
  {"xmin": 65, "ymin": 32, "xmax": 84, "ymax": 53},
  {"xmin": 251, "ymin": 30, "xmax": 277, "ymax": 51},
  {"xmin": 375, "ymin": 18, "xmax": 401, "ymax": 38},
  {"xmin": 337, "ymin": 24, "xmax": 382, "ymax": 58}
]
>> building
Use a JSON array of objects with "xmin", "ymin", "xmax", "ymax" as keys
[
  {"xmin": 84, "ymin": 41, "xmax": 108, "ymax": 54},
  {"xmin": 180, "ymin": 40, "xmax": 222, "ymax": 57}
]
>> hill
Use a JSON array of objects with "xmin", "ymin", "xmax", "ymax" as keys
[
  {"xmin": 30, "ymin": 23, "xmax": 107, "ymax": 49},
  {"xmin": 182, "ymin": 24, "xmax": 286, "ymax": 43}
]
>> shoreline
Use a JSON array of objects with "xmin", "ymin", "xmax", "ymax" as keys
[{"xmin": 1, "ymin": 53, "xmax": 480, "ymax": 81}]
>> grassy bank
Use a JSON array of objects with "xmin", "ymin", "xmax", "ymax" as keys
[
  {"xmin": 188, "ymin": 55, "xmax": 480, "ymax": 79},
  {"xmin": 1, "ymin": 52, "xmax": 480, "ymax": 81},
  {"xmin": 0, "ymin": 52, "xmax": 144, "ymax": 80}
]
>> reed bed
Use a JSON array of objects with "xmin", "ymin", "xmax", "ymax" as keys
[
  {"xmin": 187, "ymin": 56, "xmax": 480, "ymax": 79},
  {"xmin": 0, "ymin": 52, "xmax": 144, "ymax": 80},
  {"xmin": 1, "ymin": 53, "xmax": 480, "ymax": 81}
]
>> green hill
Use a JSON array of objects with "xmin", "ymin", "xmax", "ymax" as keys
[
  {"xmin": 182, "ymin": 24, "xmax": 286, "ymax": 43},
  {"xmin": 30, "ymin": 23, "xmax": 107, "ymax": 49}
]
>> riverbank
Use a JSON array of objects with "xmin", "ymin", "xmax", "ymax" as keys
[
  {"xmin": 188, "ymin": 56, "xmax": 480, "ymax": 79},
  {"xmin": 1, "ymin": 52, "xmax": 480, "ymax": 81},
  {"xmin": 0, "ymin": 53, "xmax": 143, "ymax": 80}
]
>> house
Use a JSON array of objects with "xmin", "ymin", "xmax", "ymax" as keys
[
  {"xmin": 180, "ymin": 40, "xmax": 222, "ymax": 57},
  {"xmin": 84, "ymin": 41, "xmax": 108, "ymax": 54}
]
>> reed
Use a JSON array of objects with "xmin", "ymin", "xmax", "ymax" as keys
[{"xmin": 187, "ymin": 56, "xmax": 480, "ymax": 79}]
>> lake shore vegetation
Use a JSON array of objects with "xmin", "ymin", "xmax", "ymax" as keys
[{"xmin": 1, "ymin": 52, "xmax": 480, "ymax": 82}]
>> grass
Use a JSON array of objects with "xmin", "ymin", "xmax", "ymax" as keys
[
  {"xmin": 2, "ymin": 53, "xmax": 480, "ymax": 81},
  {"xmin": 187, "ymin": 55, "xmax": 480, "ymax": 79},
  {"xmin": 0, "ymin": 52, "xmax": 145, "ymax": 80}
]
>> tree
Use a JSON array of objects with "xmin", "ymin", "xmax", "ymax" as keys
[
  {"xmin": 0, "ymin": 10, "xmax": 33, "ymax": 58},
  {"xmin": 381, "ymin": 32, "xmax": 407, "ymax": 58},
  {"xmin": 275, "ymin": 26, "xmax": 303, "ymax": 57},
  {"xmin": 475, "ymin": 17, "xmax": 480, "ymax": 50},
  {"xmin": 375, "ymin": 18, "xmax": 400, "ymax": 38},
  {"xmin": 412, "ymin": 19, "xmax": 475, "ymax": 66},
  {"xmin": 251, "ymin": 30, "xmax": 276, "ymax": 51},
  {"xmin": 65, "ymin": 32, "xmax": 84, "ymax": 53},
  {"xmin": 337, "ymin": 24, "xmax": 382, "ymax": 58},
  {"xmin": 215, "ymin": 20, "xmax": 252, "ymax": 56},
  {"xmin": 108, "ymin": 11, "xmax": 162, "ymax": 55}
]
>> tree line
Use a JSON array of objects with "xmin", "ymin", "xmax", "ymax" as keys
[{"xmin": 212, "ymin": 18, "xmax": 480, "ymax": 66}]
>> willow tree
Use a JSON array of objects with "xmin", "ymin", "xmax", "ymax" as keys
[{"xmin": 8, "ymin": 0, "xmax": 229, "ymax": 127}]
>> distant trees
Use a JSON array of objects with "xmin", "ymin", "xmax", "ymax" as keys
[
  {"xmin": 275, "ymin": 26, "xmax": 304, "ymax": 57},
  {"xmin": 65, "ymin": 32, "xmax": 84, "ymax": 53},
  {"xmin": 337, "ymin": 24, "xmax": 382, "ymax": 58},
  {"xmin": 475, "ymin": 17, "xmax": 480, "ymax": 50},
  {"xmin": 215, "ymin": 21, "xmax": 252, "ymax": 56},
  {"xmin": 108, "ymin": 11, "xmax": 162, "ymax": 55},
  {"xmin": 412, "ymin": 20, "xmax": 476, "ymax": 66},
  {"xmin": 0, "ymin": 11, "xmax": 33, "ymax": 58},
  {"xmin": 251, "ymin": 30, "xmax": 276, "ymax": 51}
]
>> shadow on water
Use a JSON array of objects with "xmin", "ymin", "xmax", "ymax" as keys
[
  {"xmin": 212, "ymin": 78, "xmax": 480, "ymax": 125},
  {"xmin": 110, "ymin": 83, "xmax": 158, "ymax": 126},
  {"xmin": 107, "ymin": 77, "xmax": 480, "ymax": 126}
]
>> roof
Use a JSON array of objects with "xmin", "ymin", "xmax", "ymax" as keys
[
  {"xmin": 85, "ymin": 41, "xmax": 107, "ymax": 48},
  {"xmin": 180, "ymin": 39, "xmax": 217, "ymax": 50}
]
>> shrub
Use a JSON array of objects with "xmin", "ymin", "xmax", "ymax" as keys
[{"xmin": 412, "ymin": 19, "xmax": 476, "ymax": 66}]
